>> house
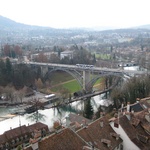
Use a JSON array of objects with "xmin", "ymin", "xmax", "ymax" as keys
[
  {"xmin": 0, "ymin": 125, "xmax": 30, "ymax": 150},
  {"xmin": 30, "ymin": 52, "xmax": 58, "ymax": 61},
  {"xmin": 28, "ymin": 122, "xmax": 49, "ymax": 138},
  {"xmin": 38, "ymin": 128, "xmax": 91, "ymax": 150},
  {"xmin": 120, "ymin": 97, "xmax": 150, "ymax": 113},
  {"xmin": 66, "ymin": 113, "xmax": 92, "ymax": 130},
  {"xmin": 76, "ymin": 116, "xmax": 123, "ymax": 150},
  {"xmin": 0, "ymin": 122, "xmax": 49, "ymax": 150},
  {"xmin": 60, "ymin": 50, "xmax": 74, "ymax": 59},
  {"xmin": 109, "ymin": 108, "xmax": 150, "ymax": 150}
]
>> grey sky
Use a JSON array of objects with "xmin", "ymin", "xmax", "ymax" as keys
[{"xmin": 0, "ymin": 0, "xmax": 149, "ymax": 28}]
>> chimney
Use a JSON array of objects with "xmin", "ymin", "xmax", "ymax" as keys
[
  {"xmin": 127, "ymin": 102, "xmax": 130, "ymax": 112},
  {"xmin": 100, "ymin": 119, "xmax": 104, "ymax": 127},
  {"xmin": 100, "ymin": 112, "xmax": 103, "ymax": 118},
  {"xmin": 126, "ymin": 113, "xmax": 131, "ymax": 120},
  {"xmin": 121, "ymin": 103, "xmax": 124, "ymax": 112},
  {"xmin": 131, "ymin": 109, "xmax": 134, "ymax": 114},
  {"xmin": 82, "ymin": 119, "xmax": 87, "ymax": 127},
  {"xmin": 65, "ymin": 115, "xmax": 70, "ymax": 126},
  {"xmin": 110, "ymin": 132, "xmax": 120, "ymax": 140},
  {"xmin": 136, "ymin": 98, "xmax": 140, "ymax": 103}
]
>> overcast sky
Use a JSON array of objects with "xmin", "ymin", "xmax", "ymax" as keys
[{"xmin": 0, "ymin": 0, "xmax": 150, "ymax": 29}]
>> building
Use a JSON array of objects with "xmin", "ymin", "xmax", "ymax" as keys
[
  {"xmin": 66, "ymin": 113, "xmax": 92, "ymax": 131},
  {"xmin": 60, "ymin": 50, "xmax": 74, "ymax": 59},
  {"xmin": 24, "ymin": 114, "xmax": 122, "ymax": 150},
  {"xmin": 0, "ymin": 122, "xmax": 49, "ymax": 150},
  {"xmin": 38, "ymin": 128, "xmax": 91, "ymax": 150},
  {"xmin": 110, "ymin": 107, "xmax": 150, "ymax": 150},
  {"xmin": 77, "ymin": 116, "xmax": 123, "ymax": 150}
]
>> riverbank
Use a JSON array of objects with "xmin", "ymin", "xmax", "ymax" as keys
[{"xmin": 0, "ymin": 114, "xmax": 16, "ymax": 121}]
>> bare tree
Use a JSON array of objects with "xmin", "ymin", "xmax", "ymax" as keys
[
  {"xmin": 15, "ymin": 89, "xmax": 25, "ymax": 103},
  {"xmin": 3, "ymin": 86, "xmax": 16, "ymax": 102}
]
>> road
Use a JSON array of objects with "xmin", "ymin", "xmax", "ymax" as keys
[{"xmin": 24, "ymin": 61, "xmax": 149, "ymax": 76}]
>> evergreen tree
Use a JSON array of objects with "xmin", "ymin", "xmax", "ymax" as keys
[
  {"xmin": 5, "ymin": 58, "xmax": 13, "ymax": 83},
  {"xmin": 83, "ymin": 98, "xmax": 94, "ymax": 119},
  {"xmin": 0, "ymin": 59, "xmax": 6, "ymax": 85},
  {"xmin": 92, "ymin": 54, "xmax": 96, "ymax": 64}
]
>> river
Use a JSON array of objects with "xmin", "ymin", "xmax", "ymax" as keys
[
  {"xmin": 0, "ymin": 94, "xmax": 113, "ymax": 134},
  {"xmin": 0, "ymin": 65, "xmax": 139, "ymax": 134}
]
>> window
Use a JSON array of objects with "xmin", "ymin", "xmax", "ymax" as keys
[
  {"xmin": 16, "ymin": 137, "xmax": 19, "ymax": 143},
  {"xmin": 11, "ymin": 139, "xmax": 15, "ymax": 145},
  {"xmin": 24, "ymin": 134, "xmax": 28, "ymax": 139}
]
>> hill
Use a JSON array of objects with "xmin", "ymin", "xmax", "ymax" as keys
[
  {"xmin": 134, "ymin": 24, "xmax": 150, "ymax": 30},
  {"xmin": 0, "ymin": 15, "xmax": 87, "ymax": 39},
  {"xmin": 0, "ymin": 15, "xmax": 27, "ymax": 28},
  {"xmin": 0, "ymin": 15, "xmax": 150, "ymax": 41}
]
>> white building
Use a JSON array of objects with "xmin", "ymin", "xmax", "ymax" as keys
[
  {"xmin": 109, "ymin": 103, "xmax": 150, "ymax": 150},
  {"xmin": 110, "ymin": 115, "xmax": 141, "ymax": 150},
  {"xmin": 60, "ymin": 50, "xmax": 74, "ymax": 59}
]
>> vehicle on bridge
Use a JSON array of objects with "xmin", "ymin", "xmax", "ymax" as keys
[{"xmin": 76, "ymin": 64, "xmax": 94, "ymax": 69}]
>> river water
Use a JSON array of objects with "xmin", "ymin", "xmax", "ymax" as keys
[
  {"xmin": 0, "ymin": 66, "xmax": 139, "ymax": 134},
  {"xmin": 0, "ymin": 94, "xmax": 113, "ymax": 134}
]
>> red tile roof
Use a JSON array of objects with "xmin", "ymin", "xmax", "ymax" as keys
[
  {"xmin": 28, "ymin": 122, "xmax": 49, "ymax": 133},
  {"xmin": 0, "ymin": 134, "xmax": 7, "ymax": 145},
  {"xmin": 0, "ymin": 122, "xmax": 49, "ymax": 149},
  {"xmin": 68, "ymin": 113, "xmax": 92, "ymax": 125},
  {"xmin": 118, "ymin": 114, "xmax": 150, "ymax": 150},
  {"xmin": 119, "ymin": 115, "xmax": 137, "ymax": 139},
  {"xmin": 4, "ymin": 125, "xmax": 29, "ymax": 140},
  {"xmin": 39, "ymin": 128, "xmax": 89, "ymax": 150},
  {"xmin": 77, "ymin": 116, "xmax": 122, "ymax": 150}
]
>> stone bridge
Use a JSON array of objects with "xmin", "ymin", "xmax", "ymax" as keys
[{"xmin": 25, "ymin": 62, "xmax": 148, "ymax": 92}]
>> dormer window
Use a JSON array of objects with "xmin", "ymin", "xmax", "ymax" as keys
[
  {"xmin": 0, "ymin": 144, "xmax": 4, "ymax": 149},
  {"xmin": 42, "ymin": 128, "xmax": 46, "ymax": 137},
  {"xmin": 101, "ymin": 139, "xmax": 111, "ymax": 147},
  {"xmin": 137, "ymin": 134, "xmax": 148, "ymax": 143},
  {"xmin": 5, "ymin": 142, "xmax": 9, "ymax": 147},
  {"xmin": 110, "ymin": 132, "xmax": 120, "ymax": 140},
  {"xmin": 24, "ymin": 134, "xmax": 28, "ymax": 139},
  {"xmin": 20, "ymin": 136, "xmax": 23, "ymax": 141},
  {"xmin": 11, "ymin": 139, "xmax": 15, "ymax": 144},
  {"xmin": 16, "ymin": 137, "xmax": 19, "ymax": 143},
  {"xmin": 31, "ymin": 132, "xmax": 34, "ymax": 137}
]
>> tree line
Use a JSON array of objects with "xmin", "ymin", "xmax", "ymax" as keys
[
  {"xmin": 111, "ymin": 75, "xmax": 150, "ymax": 109},
  {"xmin": 0, "ymin": 58, "xmax": 42, "ymax": 102},
  {"xmin": 34, "ymin": 46, "xmax": 96, "ymax": 65},
  {"xmin": 0, "ymin": 58, "xmax": 36, "ymax": 88},
  {"xmin": 2, "ymin": 44, "xmax": 23, "ymax": 58}
]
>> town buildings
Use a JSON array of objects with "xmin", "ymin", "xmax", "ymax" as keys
[{"xmin": 0, "ymin": 97, "xmax": 150, "ymax": 150}]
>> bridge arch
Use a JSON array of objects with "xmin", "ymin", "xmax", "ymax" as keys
[
  {"xmin": 44, "ymin": 68, "xmax": 131, "ymax": 93},
  {"xmin": 44, "ymin": 67, "xmax": 84, "ymax": 89},
  {"xmin": 86, "ymin": 72, "xmax": 129, "ymax": 92}
]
